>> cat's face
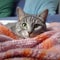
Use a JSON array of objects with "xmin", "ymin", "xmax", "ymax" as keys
[{"xmin": 16, "ymin": 7, "xmax": 48, "ymax": 38}]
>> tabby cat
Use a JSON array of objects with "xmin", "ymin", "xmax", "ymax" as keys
[{"xmin": 6, "ymin": 7, "xmax": 48, "ymax": 38}]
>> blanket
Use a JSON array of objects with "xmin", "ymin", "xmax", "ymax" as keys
[{"xmin": 0, "ymin": 22, "xmax": 60, "ymax": 60}]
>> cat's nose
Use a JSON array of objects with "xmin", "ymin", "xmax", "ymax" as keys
[
  {"xmin": 28, "ymin": 32, "xmax": 33, "ymax": 37},
  {"xmin": 29, "ymin": 29, "xmax": 33, "ymax": 34},
  {"xmin": 28, "ymin": 31, "xmax": 32, "ymax": 34}
]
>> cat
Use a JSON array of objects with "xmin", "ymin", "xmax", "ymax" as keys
[{"xmin": 6, "ymin": 7, "xmax": 48, "ymax": 38}]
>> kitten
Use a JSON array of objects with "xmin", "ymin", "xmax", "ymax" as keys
[{"xmin": 6, "ymin": 7, "xmax": 48, "ymax": 38}]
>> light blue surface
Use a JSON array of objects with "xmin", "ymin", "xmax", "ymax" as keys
[{"xmin": 24, "ymin": 0, "xmax": 59, "ymax": 15}]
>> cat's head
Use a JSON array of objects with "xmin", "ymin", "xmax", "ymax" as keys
[{"xmin": 16, "ymin": 7, "xmax": 48, "ymax": 38}]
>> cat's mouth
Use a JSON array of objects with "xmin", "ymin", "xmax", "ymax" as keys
[{"xmin": 21, "ymin": 31, "xmax": 33, "ymax": 38}]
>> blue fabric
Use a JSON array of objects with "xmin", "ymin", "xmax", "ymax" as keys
[
  {"xmin": 24, "ymin": 0, "xmax": 59, "ymax": 15},
  {"xmin": 18, "ymin": 0, "xmax": 25, "ymax": 9}
]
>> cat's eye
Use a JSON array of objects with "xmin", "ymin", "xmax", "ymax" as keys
[
  {"xmin": 22, "ymin": 23, "xmax": 27, "ymax": 27},
  {"xmin": 34, "ymin": 24, "xmax": 40, "ymax": 28}
]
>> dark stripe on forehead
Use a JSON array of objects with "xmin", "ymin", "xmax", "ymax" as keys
[{"xmin": 20, "ymin": 15, "xmax": 44, "ymax": 24}]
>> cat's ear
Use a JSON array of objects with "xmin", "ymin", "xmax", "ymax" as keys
[
  {"xmin": 39, "ymin": 9, "xmax": 48, "ymax": 22},
  {"xmin": 16, "ymin": 7, "xmax": 25, "ymax": 20}
]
